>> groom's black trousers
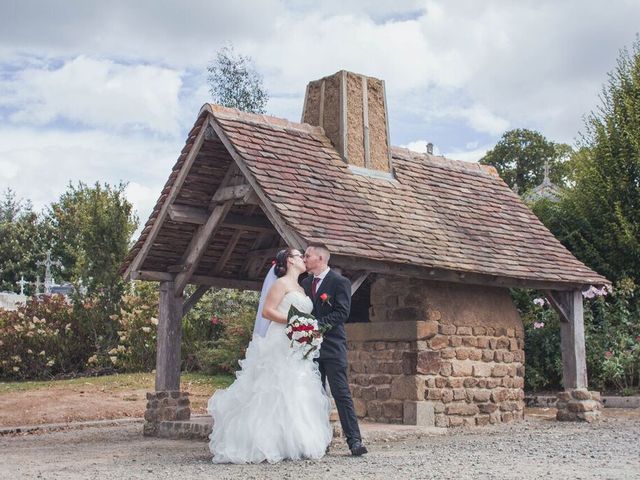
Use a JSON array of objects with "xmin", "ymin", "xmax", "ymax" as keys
[{"xmin": 317, "ymin": 358, "xmax": 361, "ymax": 446}]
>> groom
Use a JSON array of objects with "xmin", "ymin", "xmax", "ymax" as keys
[{"xmin": 302, "ymin": 242, "xmax": 367, "ymax": 456}]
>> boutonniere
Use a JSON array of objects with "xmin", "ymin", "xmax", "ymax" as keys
[{"xmin": 319, "ymin": 293, "xmax": 332, "ymax": 306}]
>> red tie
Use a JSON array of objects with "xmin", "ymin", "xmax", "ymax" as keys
[{"xmin": 312, "ymin": 277, "xmax": 320, "ymax": 298}]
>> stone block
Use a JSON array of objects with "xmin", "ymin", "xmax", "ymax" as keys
[
  {"xmin": 492, "ymin": 364, "xmax": 509, "ymax": 377},
  {"xmin": 578, "ymin": 411, "xmax": 601, "ymax": 423},
  {"xmin": 473, "ymin": 389, "xmax": 491, "ymax": 402},
  {"xmin": 571, "ymin": 389, "xmax": 591, "ymax": 400},
  {"xmin": 429, "ymin": 335, "xmax": 449, "ymax": 350},
  {"xmin": 370, "ymin": 374, "xmax": 393, "ymax": 385},
  {"xmin": 417, "ymin": 351, "xmax": 442, "ymax": 375},
  {"xmin": 448, "ymin": 416, "xmax": 464, "ymax": 427},
  {"xmin": 486, "ymin": 378, "xmax": 503, "ymax": 388},
  {"xmin": 451, "ymin": 360, "xmax": 473, "ymax": 377},
  {"xmin": 477, "ymin": 337, "xmax": 490, "ymax": 348},
  {"xmin": 472, "ymin": 326, "xmax": 487, "ymax": 336},
  {"xmin": 434, "ymin": 402, "xmax": 446, "ymax": 413},
  {"xmin": 501, "ymin": 412, "xmax": 514, "ymax": 423},
  {"xmin": 473, "ymin": 363, "xmax": 493, "ymax": 377},
  {"xmin": 456, "ymin": 348, "xmax": 472, "ymax": 360},
  {"xmin": 447, "ymin": 377, "xmax": 464, "ymax": 388},
  {"xmin": 568, "ymin": 400, "xmax": 600, "ymax": 413},
  {"xmin": 463, "ymin": 377, "xmax": 479, "ymax": 388},
  {"xmin": 382, "ymin": 401, "xmax": 404, "ymax": 419},
  {"xmin": 439, "ymin": 324, "xmax": 457, "ymax": 335},
  {"xmin": 403, "ymin": 401, "xmax": 435, "ymax": 426},
  {"xmin": 446, "ymin": 403, "xmax": 479, "ymax": 416},
  {"xmin": 462, "ymin": 337, "xmax": 478, "ymax": 347},
  {"xmin": 367, "ymin": 400, "xmax": 383, "ymax": 418},
  {"xmin": 435, "ymin": 377, "xmax": 447, "ymax": 388},
  {"xmin": 425, "ymin": 376, "xmax": 436, "ymax": 388},
  {"xmin": 426, "ymin": 388, "xmax": 443, "ymax": 400},
  {"xmin": 482, "ymin": 350, "xmax": 494, "ymax": 362},
  {"xmin": 456, "ymin": 326, "xmax": 473, "ymax": 335},
  {"xmin": 391, "ymin": 375, "xmax": 423, "ymax": 401},
  {"xmin": 175, "ymin": 407, "xmax": 190, "ymax": 421},
  {"xmin": 427, "ymin": 310, "xmax": 442, "ymax": 321},
  {"xmin": 479, "ymin": 403, "xmax": 498, "ymax": 414},
  {"xmin": 402, "ymin": 351, "xmax": 418, "ymax": 375},
  {"xmin": 499, "ymin": 401, "xmax": 519, "ymax": 412},
  {"xmin": 509, "ymin": 339, "xmax": 519, "ymax": 351},
  {"xmin": 449, "ymin": 336, "xmax": 462, "ymax": 347},
  {"xmin": 435, "ymin": 414, "xmax": 449, "ymax": 427},
  {"xmin": 476, "ymin": 415, "xmax": 491, "ymax": 426},
  {"xmin": 361, "ymin": 386, "xmax": 377, "ymax": 401},
  {"xmin": 491, "ymin": 388, "xmax": 508, "ymax": 403},
  {"xmin": 469, "ymin": 349, "xmax": 483, "ymax": 361},
  {"xmin": 441, "ymin": 390, "xmax": 454, "ymax": 403},
  {"xmin": 441, "ymin": 348, "xmax": 456, "ymax": 359},
  {"xmin": 453, "ymin": 388, "xmax": 466, "ymax": 400},
  {"xmin": 440, "ymin": 362, "xmax": 453, "ymax": 377},
  {"xmin": 377, "ymin": 386, "xmax": 392, "ymax": 401}
]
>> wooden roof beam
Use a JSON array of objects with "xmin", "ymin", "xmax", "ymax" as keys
[{"xmin": 131, "ymin": 270, "xmax": 262, "ymax": 291}]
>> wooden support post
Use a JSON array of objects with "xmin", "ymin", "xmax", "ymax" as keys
[
  {"xmin": 546, "ymin": 290, "xmax": 588, "ymax": 389},
  {"xmin": 183, "ymin": 285, "xmax": 209, "ymax": 316},
  {"xmin": 156, "ymin": 281, "xmax": 184, "ymax": 391}
]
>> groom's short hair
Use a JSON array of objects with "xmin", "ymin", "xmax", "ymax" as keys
[{"xmin": 308, "ymin": 242, "xmax": 330, "ymax": 262}]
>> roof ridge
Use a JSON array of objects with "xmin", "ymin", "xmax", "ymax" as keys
[
  {"xmin": 201, "ymin": 103, "xmax": 325, "ymax": 136},
  {"xmin": 391, "ymin": 146, "xmax": 499, "ymax": 177}
]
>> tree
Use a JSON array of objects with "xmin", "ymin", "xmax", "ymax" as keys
[
  {"xmin": 479, "ymin": 129, "xmax": 573, "ymax": 193},
  {"xmin": 0, "ymin": 189, "xmax": 52, "ymax": 293},
  {"xmin": 47, "ymin": 182, "xmax": 138, "ymax": 297},
  {"xmin": 207, "ymin": 44, "xmax": 268, "ymax": 113},
  {"xmin": 540, "ymin": 38, "xmax": 640, "ymax": 284}
]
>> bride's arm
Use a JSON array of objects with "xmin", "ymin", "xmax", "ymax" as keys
[{"xmin": 261, "ymin": 280, "xmax": 288, "ymax": 324}]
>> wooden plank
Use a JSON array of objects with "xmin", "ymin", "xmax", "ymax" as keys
[
  {"xmin": 133, "ymin": 270, "xmax": 261, "ymax": 291},
  {"xmin": 174, "ymin": 200, "xmax": 234, "ymax": 295},
  {"xmin": 546, "ymin": 290, "xmax": 588, "ymax": 389},
  {"xmin": 124, "ymin": 123, "xmax": 207, "ymax": 280},
  {"xmin": 332, "ymin": 254, "xmax": 590, "ymax": 291},
  {"xmin": 213, "ymin": 229, "xmax": 243, "ymax": 275},
  {"xmin": 208, "ymin": 117, "xmax": 306, "ymax": 250},
  {"xmin": 210, "ymin": 184, "xmax": 251, "ymax": 204},
  {"xmin": 350, "ymin": 271, "xmax": 369, "ymax": 296},
  {"xmin": 183, "ymin": 285, "xmax": 210, "ymax": 316},
  {"xmin": 156, "ymin": 281, "xmax": 183, "ymax": 391},
  {"xmin": 361, "ymin": 76, "xmax": 370, "ymax": 169},
  {"xmin": 168, "ymin": 204, "xmax": 208, "ymax": 224},
  {"xmin": 381, "ymin": 79, "xmax": 394, "ymax": 172},
  {"xmin": 223, "ymin": 213, "xmax": 274, "ymax": 232}
]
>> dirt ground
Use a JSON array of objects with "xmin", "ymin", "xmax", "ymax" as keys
[
  {"xmin": 0, "ymin": 376, "xmax": 215, "ymax": 428},
  {"xmin": 2, "ymin": 409, "xmax": 639, "ymax": 480}
]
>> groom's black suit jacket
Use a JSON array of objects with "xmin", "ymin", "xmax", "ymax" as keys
[{"xmin": 301, "ymin": 269, "xmax": 351, "ymax": 363}]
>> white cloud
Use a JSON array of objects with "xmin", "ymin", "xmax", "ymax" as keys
[
  {"xmin": 0, "ymin": 127, "xmax": 177, "ymax": 223},
  {"xmin": 2, "ymin": 56, "xmax": 183, "ymax": 135}
]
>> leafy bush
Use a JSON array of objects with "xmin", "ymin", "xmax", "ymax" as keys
[
  {"xmin": 514, "ymin": 278, "xmax": 639, "ymax": 393},
  {"xmin": 0, "ymin": 295, "xmax": 83, "ymax": 380},
  {"xmin": 183, "ymin": 288, "xmax": 258, "ymax": 374}
]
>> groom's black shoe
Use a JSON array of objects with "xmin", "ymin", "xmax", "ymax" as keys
[{"xmin": 349, "ymin": 441, "xmax": 368, "ymax": 456}]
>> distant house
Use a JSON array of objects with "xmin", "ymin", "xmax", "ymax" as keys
[{"xmin": 121, "ymin": 70, "xmax": 608, "ymax": 431}]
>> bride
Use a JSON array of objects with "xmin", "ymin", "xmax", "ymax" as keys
[{"xmin": 207, "ymin": 248, "xmax": 333, "ymax": 464}]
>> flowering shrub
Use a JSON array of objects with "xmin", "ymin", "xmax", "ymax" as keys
[
  {"xmin": 514, "ymin": 278, "xmax": 640, "ymax": 393},
  {"xmin": 0, "ymin": 295, "xmax": 83, "ymax": 380},
  {"xmin": 101, "ymin": 281, "xmax": 159, "ymax": 372}
]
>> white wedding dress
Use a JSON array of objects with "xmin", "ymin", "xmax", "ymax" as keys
[{"xmin": 207, "ymin": 290, "xmax": 333, "ymax": 464}]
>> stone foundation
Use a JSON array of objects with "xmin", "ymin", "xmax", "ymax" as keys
[
  {"xmin": 346, "ymin": 275, "xmax": 525, "ymax": 428},
  {"xmin": 143, "ymin": 391, "xmax": 191, "ymax": 436},
  {"xmin": 556, "ymin": 389, "xmax": 602, "ymax": 422}
]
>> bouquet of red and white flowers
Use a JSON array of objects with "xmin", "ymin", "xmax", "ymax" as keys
[{"xmin": 286, "ymin": 306, "xmax": 330, "ymax": 360}]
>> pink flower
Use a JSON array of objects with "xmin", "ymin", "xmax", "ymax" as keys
[
  {"xmin": 533, "ymin": 298, "xmax": 546, "ymax": 307},
  {"xmin": 604, "ymin": 351, "xmax": 613, "ymax": 359},
  {"xmin": 210, "ymin": 315, "xmax": 219, "ymax": 325},
  {"xmin": 533, "ymin": 322, "xmax": 545, "ymax": 329}
]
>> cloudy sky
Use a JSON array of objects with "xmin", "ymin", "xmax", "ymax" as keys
[{"xmin": 1, "ymin": 0, "xmax": 638, "ymax": 228}]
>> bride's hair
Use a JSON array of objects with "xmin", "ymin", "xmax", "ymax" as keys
[{"xmin": 273, "ymin": 248, "xmax": 295, "ymax": 277}]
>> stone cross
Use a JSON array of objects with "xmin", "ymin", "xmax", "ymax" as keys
[
  {"xmin": 33, "ymin": 275, "xmax": 43, "ymax": 295},
  {"xmin": 37, "ymin": 250, "xmax": 63, "ymax": 294},
  {"xmin": 542, "ymin": 160, "xmax": 551, "ymax": 185},
  {"xmin": 16, "ymin": 275, "xmax": 28, "ymax": 295}
]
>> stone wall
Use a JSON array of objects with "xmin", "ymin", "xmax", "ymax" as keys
[{"xmin": 345, "ymin": 275, "xmax": 525, "ymax": 427}]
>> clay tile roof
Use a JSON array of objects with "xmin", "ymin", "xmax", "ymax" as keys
[{"xmin": 121, "ymin": 104, "xmax": 609, "ymax": 289}]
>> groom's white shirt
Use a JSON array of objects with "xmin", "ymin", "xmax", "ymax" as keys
[{"xmin": 313, "ymin": 267, "xmax": 331, "ymax": 292}]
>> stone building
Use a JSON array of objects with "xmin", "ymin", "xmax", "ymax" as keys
[{"xmin": 120, "ymin": 70, "xmax": 609, "ymax": 433}]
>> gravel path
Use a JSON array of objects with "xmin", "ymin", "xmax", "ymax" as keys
[{"xmin": 2, "ymin": 409, "xmax": 639, "ymax": 480}]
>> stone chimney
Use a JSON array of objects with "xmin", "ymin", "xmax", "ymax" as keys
[{"xmin": 301, "ymin": 70, "xmax": 393, "ymax": 174}]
